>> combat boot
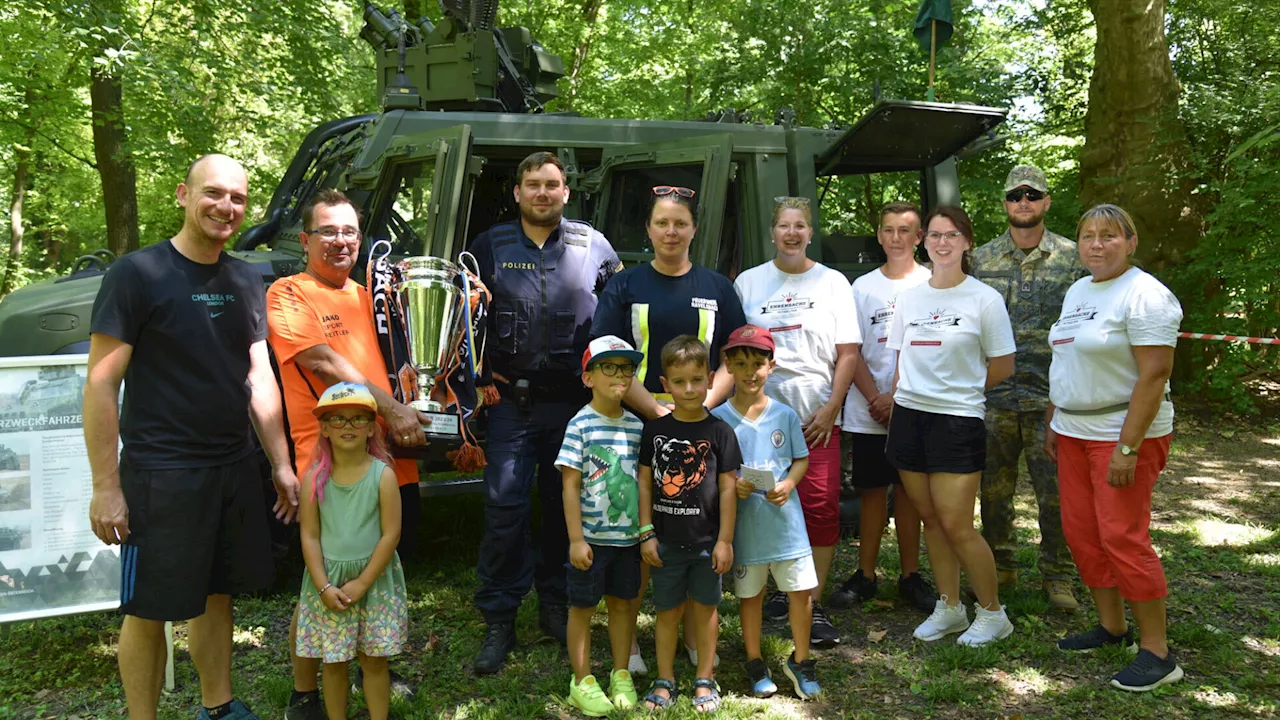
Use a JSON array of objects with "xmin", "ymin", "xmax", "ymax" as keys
[{"xmin": 1044, "ymin": 580, "xmax": 1079, "ymax": 611}]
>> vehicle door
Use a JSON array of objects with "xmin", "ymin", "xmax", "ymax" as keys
[
  {"xmin": 357, "ymin": 124, "xmax": 482, "ymax": 263},
  {"xmin": 586, "ymin": 134, "xmax": 734, "ymax": 270}
]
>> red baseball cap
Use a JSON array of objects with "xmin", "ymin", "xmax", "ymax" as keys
[{"xmin": 722, "ymin": 324, "xmax": 775, "ymax": 354}]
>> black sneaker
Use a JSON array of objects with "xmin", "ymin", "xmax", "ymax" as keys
[
  {"xmin": 898, "ymin": 572, "xmax": 937, "ymax": 613},
  {"xmin": 1110, "ymin": 648, "xmax": 1184, "ymax": 692},
  {"xmin": 473, "ymin": 622, "xmax": 516, "ymax": 675},
  {"xmin": 538, "ymin": 602, "xmax": 568, "ymax": 646},
  {"xmin": 745, "ymin": 657, "xmax": 777, "ymax": 698},
  {"xmin": 284, "ymin": 692, "xmax": 323, "ymax": 720},
  {"xmin": 828, "ymin": 569, "xmax": 878, "ymax": 610},
  {"xmin": 764, "ymin": 590, "xmax": 789, "ymax": 621},
  {"xmin": 1058, "ymin": 624, "xmax": 1135, "ymax": 652},
  {"xmin": 809, "ymin": 603, "xmax": 840, "ymax": 648}
]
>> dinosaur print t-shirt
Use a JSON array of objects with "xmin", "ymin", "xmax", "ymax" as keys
[
  {"xmin": 556, "ymin": 405, "xmax": 645, "ymax": 546},
  {"xmin": 639, "ymin": 413, "xmax": 743, "ymax": 546}
]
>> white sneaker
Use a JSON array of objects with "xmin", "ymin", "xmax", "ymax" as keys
[
  {"xmin": 685, "ymin": 645, "xmax": 721, "ymax": 668},
  {"xmin": 957, "ymin": 604, "xmax": 1014, "ymax": 646},
  {"xmin": 913, "ymin": 597, "xmax": 970, "ymax": 641},
  {"xmin": 628, "ymin": 651, "xmax": 648, "ymax": 676}
]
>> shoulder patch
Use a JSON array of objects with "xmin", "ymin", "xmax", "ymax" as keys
[
  {"xmin": 562, "ymin": 220, "xmax": 593, "ymax": 248},
  {"xmin": 485, "ymin": 221, "xmax": 521, "ymax": 249}
]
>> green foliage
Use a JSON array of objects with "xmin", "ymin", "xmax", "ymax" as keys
[{"xmin": 1, "ymin": 0, "xmax": 1278, "ymax": 401}]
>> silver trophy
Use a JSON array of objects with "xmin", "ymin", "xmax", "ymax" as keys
[{"xmin": 393, "ymin": 256, "xmax": 465, "ymax": 436}]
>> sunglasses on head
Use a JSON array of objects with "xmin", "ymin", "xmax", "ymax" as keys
[
  {"xmin": 774, "ymin": 196, "xmax": 811, "ymax": 206},
  {"xmin": 1005, "ymin": 188, "xmax": 1046, "ymax": 203},
  {"xmin": 653, "ymin": 186, "xmax": 696, "ymax": 198}
]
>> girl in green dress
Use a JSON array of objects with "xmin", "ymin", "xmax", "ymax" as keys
[{"xmin": 296, "ymin": 382, "xmax": 409, "ymax": 720}]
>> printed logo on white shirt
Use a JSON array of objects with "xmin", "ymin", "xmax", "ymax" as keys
[
  {"xmin": 1053, "ymin": 301, "xmax": 1100, "ymax": 330},
  {"xmin": 869, "ymin": 297, "xmax": 898, "ymax": 326},
  {"xmin": 758, "ymin": 292, "xmax": 815, "ymax": 315},
  {"xmin": 907, "ymin": 308, "xmax": 962, "ymax": 329}
]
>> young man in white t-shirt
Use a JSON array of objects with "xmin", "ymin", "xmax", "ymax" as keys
[{"xmin": 829, "ymin": 202, "xmax": 937, "ymax": 614}]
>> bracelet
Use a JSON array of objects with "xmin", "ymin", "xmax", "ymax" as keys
[
  {"xmin": 639, "ymin": 531, "xmax": 657, "ymax": 543},
  {"xmin": 638, "ymin": 524, "xmax": 655, "ymax": 534},
  {"xmin": 318, "ymin": 583, "xmax": 332, "ymax": 595}
]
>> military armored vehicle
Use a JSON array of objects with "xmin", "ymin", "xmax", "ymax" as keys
[
  {"xmin": 0, "ymin": 446, "xmax": 18, "ymax": 472},
  {"xmin": 0, "ymin": 1, "xmax": 1006, "ymax": 493}
]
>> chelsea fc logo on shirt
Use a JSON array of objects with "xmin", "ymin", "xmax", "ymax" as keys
[{"xmin": 771, "ymin": 429, "xmax": 785, "ymax": 448}]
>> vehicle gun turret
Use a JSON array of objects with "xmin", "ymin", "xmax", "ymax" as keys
[{"xmin": 362, "ymin": 1, "xmax": 565, "ymax": 113}]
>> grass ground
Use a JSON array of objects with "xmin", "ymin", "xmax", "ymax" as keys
[{"xmin": 2, "ymin": 419, "xmax": 1278, "ymax": 719}]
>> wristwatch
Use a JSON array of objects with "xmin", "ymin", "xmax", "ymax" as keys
[{"xmin": 1118, "ymin": 443, "xmax": 1137, "ymax": 457}]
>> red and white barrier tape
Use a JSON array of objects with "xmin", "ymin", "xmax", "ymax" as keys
[{"xmin": 1179, "ymin": 332, "xmax": 1280, "ymax": 345}]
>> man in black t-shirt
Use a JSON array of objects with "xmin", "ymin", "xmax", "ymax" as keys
[{"xmin": 85, "ymin": 154, "xmax": 299, "ymax": 720}]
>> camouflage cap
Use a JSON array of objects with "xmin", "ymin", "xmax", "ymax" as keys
[{"xmin": 1003, "ymin": 165, "xmax": 1048, "ymax": 193}]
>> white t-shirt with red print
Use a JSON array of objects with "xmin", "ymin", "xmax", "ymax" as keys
[
  {"xmin": 735, "ymin": 261, "xmax": 861, "ymax": 424},
  {"xmin": 887, "ymin": 276, "xmax": 1016, "ymax": 419},
  {"xmin": 1049, "ymin": 267, "xmax": 1182, "ymax": 441},
  {"xmin": 842, "ymin": 264, "xmax": 933, "ymax": 435}
]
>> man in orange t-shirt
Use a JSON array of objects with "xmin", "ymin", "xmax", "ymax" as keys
[{"xmin": 267, "ymin": 189, "xmax": 426, "ymax": 716}]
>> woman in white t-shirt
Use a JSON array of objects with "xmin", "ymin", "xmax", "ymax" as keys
[
  {"xmin": 828, "ymin": 202, "xmax": 936, "ymax": 615},
  {"xmin": 885, "ymin": 205, "xmax": 1016, "ymax": 647},
  {"xmin": 733, "ymin": 197, "xmax": 860, "ymax": 649},
  {"xmin": 1045, "ymin": 204, "xmax": 1184, "ymax": 692}
]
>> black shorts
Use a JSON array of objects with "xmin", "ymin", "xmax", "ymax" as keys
[
  {"xmin": 566, "ymin": 543, "xmax": 642, "ymax": 607},
  {"xmin": 842, "ymin": 431, "xmax": 900, "ymax": 489},
  {"xmin": 119, "ymin": 454, "xmax": 273, "ymax": 621},
  {"xmin": 885, "ymin": 404, "xmax": 986, "ymax": 475},
  {"xmin": 398, "ymin": 482, "xmax": 421, "ymax": 560}
]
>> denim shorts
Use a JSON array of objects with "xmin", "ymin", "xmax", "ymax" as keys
[
  {"xmin": 566, "ymin": 543, "xmax": 642, "ymax": 608},
  {"xmin": 650, "ymin": 541, "xmax": 723, "ymax": 611}
]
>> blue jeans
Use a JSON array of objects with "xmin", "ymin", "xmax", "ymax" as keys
[{"xmin": 474, "ymin": 396, "xmax": 578, "ymax": 623}]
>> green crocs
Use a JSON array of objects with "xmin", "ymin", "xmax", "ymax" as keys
[
  {"xmin": 567, "ymin": 674, "xmax": 615, "ymax": 717},
  {"xmin": 609, "ymin": 668, "xmax": 639, "ymax": 709}
]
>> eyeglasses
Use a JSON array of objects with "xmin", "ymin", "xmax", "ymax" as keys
[
  {"xmin": 324, "ymin": 414, "xmax": 374, "ymax": 429},
  {"xmin": 307, "ymin": 227, "xmax": 362, "ymax": 242},
  {"xmin": 653, "ymin": 186, "xmax": 696, "ymax": 198},
  {"xmin": 1005, "ymin": 188, "xmax": 1045, "ymax": 203},
  {"xmin": 591, "ymin": 361, "xmax": 636, "ymax": 377},
  {"xmin": 774, "ymin": 196, "xmax": 811, "ymax": 206},
  {"xmin": 925, "ymin": 230, "xmax": 967, "ymax": 242}
]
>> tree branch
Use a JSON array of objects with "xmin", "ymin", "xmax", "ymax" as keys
[{"xmin": 0, "ymin": 119, "xmax": 98, "ymax": 170}]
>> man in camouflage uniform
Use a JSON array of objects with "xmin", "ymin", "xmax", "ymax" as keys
[{"xmin": 972, "ymin": 165, "xmax": 1086, "ymax": 611}]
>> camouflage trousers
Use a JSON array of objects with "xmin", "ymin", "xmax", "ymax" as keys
[{"xmin": 980, "ymin": 408, "xmax": 1074, "ymax": 581}]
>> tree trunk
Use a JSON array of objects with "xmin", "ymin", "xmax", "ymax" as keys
[
  {"xmin": 561, "ymin": 0, "xmax": 605, "ymax": 111},
  {"xmin": 2, "ymin": 86, "xmax": 38, "ymax": 296},
  {"xmin": 1079, "ymin": 0, "xmax": 1202, "ymax": 273},
  {"xmin": 3, "ymin": 140, "xmax": 32, "ymax": 296},
  {"xmin": 89, "ymin": 8, "xmax": 140, "ymax": 257}
]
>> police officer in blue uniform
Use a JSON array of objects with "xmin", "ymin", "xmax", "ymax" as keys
[{"xmin": 469, "ymin": 151, "xmax": 623, "ymax": 675}]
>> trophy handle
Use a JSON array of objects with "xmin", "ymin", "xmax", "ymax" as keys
[
  {"xmin": 371, "ymin": 239, "xmax": 394, "ymax": 267},
  {"xmin": 458, "ymin": 250, "xmax": 480, "ymax": 278}
]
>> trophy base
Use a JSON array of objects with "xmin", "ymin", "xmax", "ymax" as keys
[{"xmin": 410, "ymin": 400, "xmax": 462, "ymax": 440}]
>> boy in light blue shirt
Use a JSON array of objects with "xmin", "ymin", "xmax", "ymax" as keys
[
  {"xmin": 711, "ymin": 325, "xmax": 822, "ymax": 700},
  {"xmin": 555, "ymin": 336, "xmax": 646, "ymax": 716}
]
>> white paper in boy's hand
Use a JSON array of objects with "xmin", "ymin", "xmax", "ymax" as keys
[{"xmin": 740, "ymin": 465, "xmax": 775, "ymax": 493}]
